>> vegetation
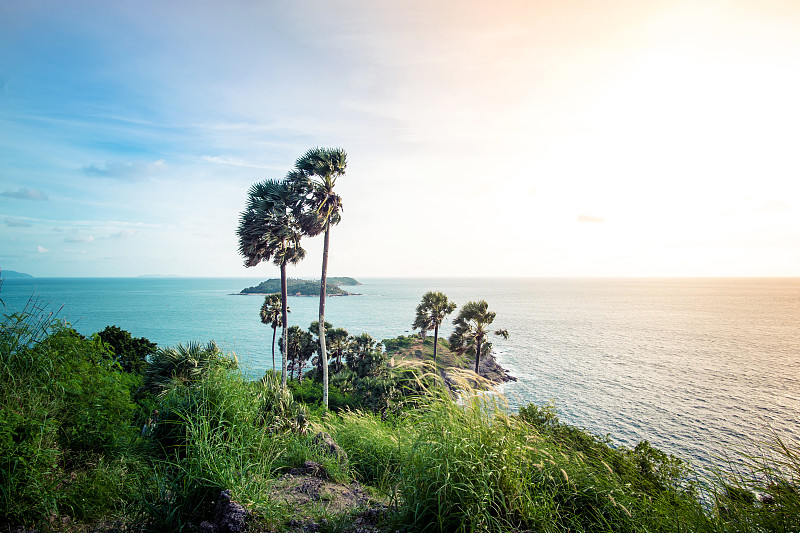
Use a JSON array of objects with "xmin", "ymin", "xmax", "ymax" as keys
[
  {"xmin": 241, "ymin": 277, "xmax": 355, "ymax": 296},
  {"xmin": 449, "ymin": 299, "xmax": 509, "ymax": 373},
  {"xmin": 287, "ymin": 147, "xmax": 348, "ymax": 410},
  {"xmin": 97, "ymin": 324, "xmax": 157, "ymax": 374},
  {"xmin": 259, "ymin": 293, "xmax": 285, "ymax": 370},
  {"xmin": 2, "ymin": 302, "xmax": 799, "ymax": 532},
  {"xmin": 412, "ymin": 291, "xmax": 456, "ymax": 368},
  {"xmin": 237, "ymin": 178, "xmax": 306, "ymax": 388}
]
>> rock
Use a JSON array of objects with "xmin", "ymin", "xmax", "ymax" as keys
[
  {"xmin": 313, "ymin": 432, "xmax": 348, "ymax": 466},
  {"xmin": 289, "ymin": 460, "xmax": 327, "ymax": 478},
  {"xmin": 199, "ymin": 489, "xmax": 248, "ymax": 533}
]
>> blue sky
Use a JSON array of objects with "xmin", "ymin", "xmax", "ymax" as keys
[{"xmin": 2, "ymin": 0, "xmax": 799, "ymax": 277}]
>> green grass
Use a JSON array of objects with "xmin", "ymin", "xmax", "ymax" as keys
[{"xmin": 2, "ymin": 304, "xmax": 799, "ymax": 532}]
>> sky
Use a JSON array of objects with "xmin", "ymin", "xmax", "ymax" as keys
[{"xmin": 1, "ymin": 0, "xmax": 799, "ymax": 278}]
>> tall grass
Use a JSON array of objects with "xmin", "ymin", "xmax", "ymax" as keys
[
  {"xmin": 1, "ymin": 300, "xmax": 144, "ymax": 527},
  {"xmin": 712, "ymin": 433, "xmax": 800, "ymax": 532},
  {"xmin": 138, "ymin": 369, "xmax": 294, "ymax": 530},
  {"xmin": 388, "ymin": 391, "xmax": 714, "ymax": 533}
]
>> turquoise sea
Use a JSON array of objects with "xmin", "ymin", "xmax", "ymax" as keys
[{"xmin": 2, "ymin": 276, "xmax": 798, "ymax": 474}]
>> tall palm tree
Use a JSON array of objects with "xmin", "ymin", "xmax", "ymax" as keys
[
  {"xmin": 237, "ymin": 179, "xmax": 305, "ymax": 388},
  {"xmin": 448, "ymin": 300, "xmax": 509, "ymax": 374},
  {"xmin": 412, "ymin": 291, "xmax": 456, "ymax": 368},
  {"xmin": 260, "ymin": 293, "xmax": 287, "ymax": 372},
  {"xmin": 287, "ymin": 147, "xmax": 347, "ymax": 409}
]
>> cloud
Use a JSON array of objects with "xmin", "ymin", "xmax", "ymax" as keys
[
  {"xmin": 82, "ymin": 159, "xmax": 166, "ymax": 179},
  {"xmin": 0, "ymin": 187, "xmax": 48, "ymax": 200},
  {"xmin": 4, "ymin": 217, "xmax": 31, "ymax": 227},
  {"xmin": 37, "ymin": 245, "xmax": 49, "ymax": 253},
  {"xmin": 110, "ymin": 229, "xmax": 137, "ymax": 239},
  {"xmin": 577, "ymin": 214, "xmax": 605, "ymax": 223},
  {"xmin": 64, "ymin": 249, "xmax": 87, "ymax": 254},
  {"xmin": 65, "ymin": 235, "xmax": 95, "ymax": 243}
]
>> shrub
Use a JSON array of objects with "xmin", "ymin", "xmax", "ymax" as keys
[{"xmin": 0, "ymin": 307, "xmax": 139, "ymax": 526}]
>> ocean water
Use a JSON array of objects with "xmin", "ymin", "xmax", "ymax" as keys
[{"xmin": 2, "ymin": 276, "xmax": 798, "ymax": 474}]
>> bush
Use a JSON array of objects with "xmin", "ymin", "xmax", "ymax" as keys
[{"xmin": 0, "ymin": 307, "xmax": 139, "ymax": 526}]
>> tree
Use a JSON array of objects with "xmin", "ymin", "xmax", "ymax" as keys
[
  {"xmin": 448, "ymin": 300, "xmax": 509, "ymax": 374},
  {"xmin": 97, "ymin": 325, "xmax": 157, "ymax": 374},
  {"xmin": 237, "ymin": 179, "xmax": 305, "ymax": 388},
  {"xmin": 329, "ymin": 327, "xmax": 349, "ymax": 373},
  {"xmin": 260, "ymin": 293, "xmax": 287, "ymax": 372},
  {"xmin": 412, "ymin": 291, "xmax": 456, "ymax": 368},
  {"xmin": 281, "ymin": 326, "xmax": 315, "ymax": 382},
  {"xmin": 345, "ymin": 333, "xmax": 387, "ymax": 379},
  {"xmin": 287, "ymin": 147, "xmax": 347, "ymax": 408}
]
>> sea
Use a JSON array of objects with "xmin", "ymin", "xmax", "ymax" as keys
[{"xmin": 2, "ymin": 276, "xmax": 798, "ymax": 476}]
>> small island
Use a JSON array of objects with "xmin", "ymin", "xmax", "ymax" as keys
[
  {"xmin": 240, "ymin": 277, "xmax": 361, "ymax": 296},
  {"xmin": 0, "ymin": 270, "xmax": 33, "ymax": 279}
]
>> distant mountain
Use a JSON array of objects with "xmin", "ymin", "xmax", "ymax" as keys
[
  {"xmin": 0, "ymin": 270, "xmax": 33, "ymax": 279},
  {"xmin": 240, "ymin": 277, "xmax": 360, "ymax": 296}
]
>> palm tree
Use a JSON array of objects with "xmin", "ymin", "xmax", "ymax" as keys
[
  {"xmin": 260, "ymin": 293, "xmax": 287, "ymax": 372},
  {"xmin": 412, "ymin": 291, "xmax": 456, "ymax": 368},
  {"xmin": 237, "ymin": 178, "xmax": 305, "ymax": 388},
  {"xmin": 145, "ymin": 341, "xmax": 234, "ymax": 396},
  {"xmin": 287, "ymin": 147, "xmax": 347, "ymax": 409},
  {"xmin": 281, "ymin": 326, "xmax": 315, "ymax": 383},
  {"xmin": 329, "ymin": 327, "xmax": 349, "ymax": 373},
  {"xmin": 448, "ymin": 300, "xmax": 509, "ymax": 374}
]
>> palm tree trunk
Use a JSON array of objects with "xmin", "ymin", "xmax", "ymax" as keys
[
  {"xmin": 474, "ymin": 336, "xmax": 482, "ymax": 374},
  {"xmin": 433, "ymin": 324, "xmax": 439, "ymax": 367},
  {"xmin": 281, "ymin": 262, "xmax": 288, "ymax": 389},
  {"xmin": 271, "ymin": 326, "xmax": 277, "ymax": 371},
  {"xmin": 319, "ymin": 224, "xmax": 330, "ymax": 409}
]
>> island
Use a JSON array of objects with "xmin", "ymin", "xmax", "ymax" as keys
[
  {"xmin": 239, "ymin": 277, "xmax": 361, "ymax": 296},
  {"xmin": 0, "ymin": 270, "xmax": 33, "ymax": 278}
]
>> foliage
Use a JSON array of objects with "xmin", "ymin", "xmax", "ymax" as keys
[
  {"xmin": 712, "ymin": 434, "xmax": 800, "ymax": 532},
  {"xmin": 0, "ymin": 306, "xmax": 140, "ymax": 526},
  {"xmin": 280, "ymin": 325, "xmax": 316, "ymax": 381},
  {"xmin": 395, "ymin": 393, "xmax": 712, "ymax": 533},
  {"xmin": 288, "ymin": 377, "xmax": 359, "ymax": 411},
  {"xmin": 140, "ymin": 369, "xmax": 289, "ymax": 530},
  {"xmin": 97, "ymin": 324, "xmax": 157, "ymax": 374},
  {"xmin": 287, "ymin": 146, "xmax": 348, "ymax": 410},
  {"xmin": 238, "ymin": 177, "xmax": 307, "ymax": 388},
  {"xmin": 144, "ymin": 340, "xmax": 236, "ymax": 396},
  {"xmin": 260, "ymin": 292, "xmax": 285, "ymax": 370},
  {"xmin": 448, "ymin": 300, "xmax": 508, "ymax": 373},
  {"xmin": 412, "ymin": 291, "xmax": 456, "ymax": 366},
  {"xmin": 345, "ymin": 333, "xmax": 387, "ymax": 379}
]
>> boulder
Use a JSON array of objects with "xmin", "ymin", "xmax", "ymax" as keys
[{"xmin": 199, "ymin": 489, "xmax": 248, "ymax": 533}]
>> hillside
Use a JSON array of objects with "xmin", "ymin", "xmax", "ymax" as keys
[{"xmin": 382, "ymin": 334, "xmax": 516, "ymax": 386}]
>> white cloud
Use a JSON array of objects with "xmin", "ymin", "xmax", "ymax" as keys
[
  {"xmin": 65, "ymin": 235, "xmax": 95, "ymax": 243},
  {"xmin": 37, "ymin": 245, "xmax": 49, "ymax": 253}
]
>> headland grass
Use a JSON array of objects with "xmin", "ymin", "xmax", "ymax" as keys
[{"xmin": 1, "ymin": 303, "xmax": 798, "ymax": 532}]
